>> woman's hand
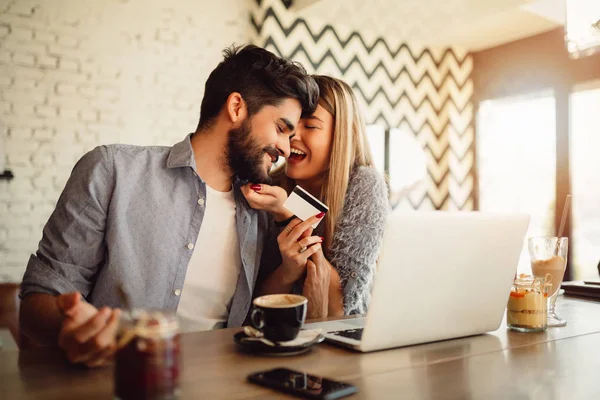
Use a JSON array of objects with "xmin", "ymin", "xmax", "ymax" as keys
[
  {"xmin": 277, "ymin": 215, "xmax": 325, "ymax": 285},
  {"xmin": 303, "ymin": 247, "xmax": 331, "ymax": 319},
  {"xmin": 241, "ymin": 183, "xmax": 292, "ymax": 221}
]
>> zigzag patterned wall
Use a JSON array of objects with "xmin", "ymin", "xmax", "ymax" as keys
[{"xmin": 250, "ymin": 0, "xmax": 475, "ymax": 211}]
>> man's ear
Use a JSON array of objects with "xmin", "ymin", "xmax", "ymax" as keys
[{"xmin": 225, "ymin": 92, "xmax": 248, "ymax": 125}]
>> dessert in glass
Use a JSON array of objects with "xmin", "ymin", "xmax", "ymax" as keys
[
  {"xmin": 114, "ymin": 310, "xmax": 181, "ymax": 400},
  {"xmin": 529, "ymin": 237, "xmax": 568, "ymax": 327},
  {"xmin": 507, "ymin": 274, "xmax": 549, "ymax": 332}
]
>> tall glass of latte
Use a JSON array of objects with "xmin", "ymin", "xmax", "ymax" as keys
[{"xmin": 529, "ymin": 236, "xmax": 568, "ymax": 327}]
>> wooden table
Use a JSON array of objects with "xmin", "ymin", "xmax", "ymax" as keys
[{"xmin": 2, "ymin": 297, "xmax": 599, "ymax": 399}]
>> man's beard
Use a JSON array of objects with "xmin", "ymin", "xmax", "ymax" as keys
[{"xmin": 225, "ymin": 119, "xmax": 278, "ymax": 184}]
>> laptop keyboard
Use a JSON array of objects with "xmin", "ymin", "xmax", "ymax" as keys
[{"xmin": 330, "ymin": 328, "xmax": 363, "ymax": 341}]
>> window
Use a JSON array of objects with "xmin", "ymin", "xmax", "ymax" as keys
[
  {"xmin": 366, "ymin": 125, "xmax": 427, "ymax": 209},
  {"xmin": 388, "ymin": 128, "xmax": 426, "ymax": 203},
  {"xmin": 477, "ymin": 92, "xmax": 556, "ymax": 272},
  {"xmin": 570, "ymin": 83, "xmax": 600, "ymax": 279},
  {"xmin": 365, "ymin": 124, "xmax": 385, "ymax": 175}
]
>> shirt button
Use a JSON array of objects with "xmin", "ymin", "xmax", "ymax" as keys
[
  {"xmin": 197, "ymin": 198, "xmax": 204, "ymax": 206},
  {"xmin": 173, "ymin": 289, "xmax": 181, "ymax": 296},
  {"xmin": 187, "ymin": 243, "xmax": 194, "ymax": 250},
  {"xmin": 350, "ymin": 271, "xmax": 358, "ymax": 278}
]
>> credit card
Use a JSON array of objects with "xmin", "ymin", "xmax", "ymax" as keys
[{"xmin": 283, "ymin": 185, "xmax": 328, "ymax": 229}]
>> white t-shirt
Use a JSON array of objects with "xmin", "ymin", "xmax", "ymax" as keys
[{"xmin": 177, "ymin": 185, "xmax": 241, "ymax": 332}]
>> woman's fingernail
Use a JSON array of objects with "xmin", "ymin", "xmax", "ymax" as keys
[
  {"xmin": 317, "ymin": 212, "xmax": 325, "ymax": 218},
  {"xmin": 319, "ymin": 237, "xmax": 324, "ymax": 242},
  {"xmin": 250, "ymin": 184, "xmax": 261, "ymax": 191}
]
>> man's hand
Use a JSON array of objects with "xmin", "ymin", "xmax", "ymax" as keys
[{"xmin": 57, "ymin": 293, "xmax": 121, "ymax": 368}]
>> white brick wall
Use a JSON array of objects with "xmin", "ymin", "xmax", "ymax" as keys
[{"xmin": 0, "ymin": 0, "xmax": 251, "ymax": 282}]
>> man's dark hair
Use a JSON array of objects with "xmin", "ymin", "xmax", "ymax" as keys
[{"xmin": 197, "ymin": 44, "xmax": 319, "ymax": 130}]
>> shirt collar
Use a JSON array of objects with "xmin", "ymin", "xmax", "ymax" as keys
[
  {"xmin": 167, "ymin": 134, "xmax": 196, "ymax": 171},
  {"xmin": 167, "ymin": 133, "xmax": 255, "ymax": 214}
]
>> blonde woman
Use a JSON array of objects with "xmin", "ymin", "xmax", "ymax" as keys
[{"xmin": 242, "ymin": 75, "xmax": 389, "ymax": 318}]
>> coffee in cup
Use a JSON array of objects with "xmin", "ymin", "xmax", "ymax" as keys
[{"xmin": 250, "ymin": 294, "xmax": 308, "ymax": 342}]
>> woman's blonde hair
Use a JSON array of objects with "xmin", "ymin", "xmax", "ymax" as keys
[{"xmin": 274, "ymin": 75, "xmax": 375, "ymax": 251}]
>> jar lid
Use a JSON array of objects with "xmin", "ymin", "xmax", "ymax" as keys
[
  {"xmin": 514, "ymin": 274, "xmax": 546, "ymax": 288},
  {"xmin": 513, "ymin": 273, "xmax": 551, "ymax": 291},
  {"xmin": 117, "ymin": 310, "xmax": 179, "ymax": 349}
]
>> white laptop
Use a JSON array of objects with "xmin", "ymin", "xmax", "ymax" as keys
[{"xmin": 307, "ymin": 211, "xmax": 530, "ymax": 352}]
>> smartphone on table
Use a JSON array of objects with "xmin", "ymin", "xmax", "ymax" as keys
[{"xmin": 248, "ymin": 367, "xmax": 358, "ymax": 399}]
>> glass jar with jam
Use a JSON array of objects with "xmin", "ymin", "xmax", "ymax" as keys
[
  {"xmin": 506, "ymin": 274, "xmax": 549, "ymax": 332},
  {"xmin": 114, "ymin": 310, "xmax": 181, "ymax": 400}
]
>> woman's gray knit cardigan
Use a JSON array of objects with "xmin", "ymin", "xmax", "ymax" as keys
[{"xmin": 258, "ymin": 166, "xmax": 389, "ymax": 315}]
